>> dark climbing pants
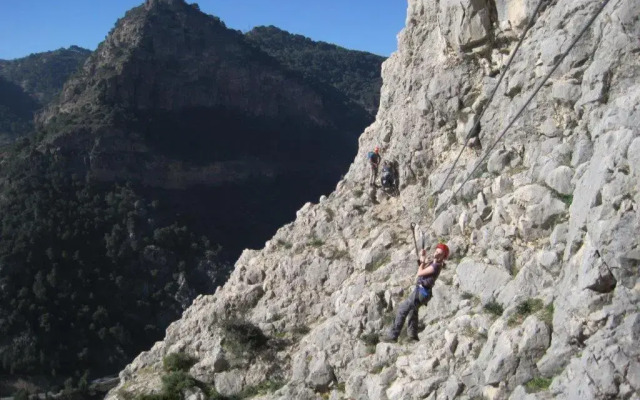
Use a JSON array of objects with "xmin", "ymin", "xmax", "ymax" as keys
[{"xmin": 389, "ymin": 286, "xmax": 431, "ymax": 339}]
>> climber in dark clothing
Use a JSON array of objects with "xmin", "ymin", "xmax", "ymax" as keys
[
  {"xmin": 380, "ymin": 160, "xmax": 395, "ymax": 190},
  {"xmin": 380, "ymin": 160, "xmax": 400, "ymax": 195},
  {"xmin": 382, "ymin": 243, "xmax": 449, "ymax": 342}
]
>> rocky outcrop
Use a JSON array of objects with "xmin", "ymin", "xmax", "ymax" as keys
[{"xmin": 108, "ymin": 0, "xmax": 639, "ymax": 399}]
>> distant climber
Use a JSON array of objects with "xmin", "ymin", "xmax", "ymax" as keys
[
  {"xmin": 381, "ymin": 243, "xmax": 449, "ymax": 343},
  {"xmin": 380, "ymin": 160, "xmax": 394, "ymax": 188},
  {"xmin": 467, "ymin": 121, "xmax": 482, "ymax": 150},
  {"xmin": 367, "ymin": 147, "xmax": 381, "ymax": 186},
  {"xmin": 380, "ymin": 160, "xmax": 399, "ymax": 195}
]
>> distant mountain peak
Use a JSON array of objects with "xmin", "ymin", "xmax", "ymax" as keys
[
  {"xmin": 144, "ymin": 0, "xmax": 186, "ymax": 9},
  {"xmin": 39, "ymin": 1, "xmax": 370, "ymax": 130},
  {"xmin": 68, "ymin": 45, "xmax": 90, "ymax": 53},
  {"xmin": 35, "ymin": 0, "xmax": 373, "ymax": 182}
]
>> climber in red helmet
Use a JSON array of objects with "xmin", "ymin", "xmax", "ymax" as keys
[
  {"xmin": 367, "ymin": 146, "xmax": 381, "ymax": 186},
  {"xmin": 382, "ymin": 243, "xmax": 450, "ymax": 343}
]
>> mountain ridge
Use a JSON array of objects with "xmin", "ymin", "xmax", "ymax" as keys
[
  {"xmin": 246, "ymin": 25, "xmax": 385, "ymax": 116},
  {"xmin": 0, "ymin": 46, "xmax": 90, "ymax": 104},
  {"xmin": 35, "ymin": 0, "xmax": 371, "ymax": 188},
  {"xmin": 0, "ymin": 46, "xmax": 90, "ymax": 140}
]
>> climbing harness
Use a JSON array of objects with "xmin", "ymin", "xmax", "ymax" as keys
[
  {"xmin": 437, "ymin": 0, "xmax": 548, "ymax": 194},
  {"xmin": 439, "ymin": 0, "xmax": 612, "ymax": 211}
]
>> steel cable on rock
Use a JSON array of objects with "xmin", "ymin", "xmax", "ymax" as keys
[
  {"xmin": 437, "ymin": 0, "xmax": 612, "ymax": 213},
  {"xmin": 436, "ymin": 0, "xmax": 548, "ymax": 194}
]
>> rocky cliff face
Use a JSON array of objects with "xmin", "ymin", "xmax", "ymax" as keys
[{"xmin": 107, "ymin": 0, "xmax": 640, "ymax": 399}]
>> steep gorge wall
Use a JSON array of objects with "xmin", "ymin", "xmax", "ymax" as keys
[{"xmin": 108, "ymin": 0, "xmax": 640, "ymax": 399}]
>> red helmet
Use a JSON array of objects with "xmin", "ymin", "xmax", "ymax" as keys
[
  {"xmin": 374, "ymin": 146, "xmax": 380, "ymax": 153},
  {"xmin": 436, "ymin": 243, "xmax": 450, "ymax": 259}
]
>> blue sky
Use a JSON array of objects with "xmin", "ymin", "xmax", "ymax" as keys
[{"xmin": 0, "ymin": 1, "xmax": 407, "ymax": 60}]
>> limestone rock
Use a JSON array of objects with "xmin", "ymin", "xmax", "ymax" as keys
[
  {"xmin": 488, "ymin": 149, "xmax": 513, "ymax": 174},
  {"xmin": 629, "ymin": 138, "xmax": 640, "ymax": 177},
  {"xmin": 551, "ymin": 80, "xmax": 582, "ymax": 106},
  {"xmin": 494, "ymin": 0, "xmax": 540, "ymax": 30},
  {"xmin": 438, "ymin": 0, "xmax": 492, "ymax": 52},
  {"xmin": 214, "ymin": 371, "xmax": 244, "ymax": 397},
  {"xmin": 571, "ymin": 135, "xmax": 593, "ymax": 167},
  {"xmin": 544, "ymin": 166, "xmax": 574, "ymax": 196},
  {"xmin": 549, "ymin": 223, "xmax": 568, "ymax": 247},
  {"xmin": 183, "ymin": 387, "xmax": 206, "ymax": 400},
  {"xmin": 443, "ymin": 375, "xmax": 464, "ymax": 399},
  {"xmin": 456, "ymin": 108, "xmax": 480, "ymax": 144},
  {"xmin": 433, "ymin": 209, "xmax": 457, "ymax": 237},
  {"xmin": 457, "ymin": 259, "xmax": 511, "ymax": 302},
  {"xmin": 305, "ymin": 352, "xmax": 336, "ymax": 392},
  {"xmin": 577, "ymin": 246, "xmax": 617, "ymax": 293},
  {"xmin": 492, "ymin": 176, "xmax": 513, "ymax": 197}
]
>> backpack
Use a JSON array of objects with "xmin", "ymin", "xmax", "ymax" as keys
[
  {"xmin": 381, "ymin": 166, "xmax": 393, "ymax": 187},
  {"xmin": 367, "ymin": 151, "xmax": 379, "ymax": 162}
]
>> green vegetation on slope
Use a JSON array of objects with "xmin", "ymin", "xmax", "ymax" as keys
[
  {"xmin": 0, "ymin": 76, "xmax": 39, "ymax": 139},
  {"xmin": 246, "ymin": 26, "xmax": 385, "ymax": 116},
  {"xmin": 0, "ymin": 141, "xmax": 230, "ymax": 383},
  {"xmin": 0, "ymin": 46, "xmax": 91, "ymax": 140},
  {"xmin": 0, "ymin": 46, "xmax": 90, "ymax": 104}
]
